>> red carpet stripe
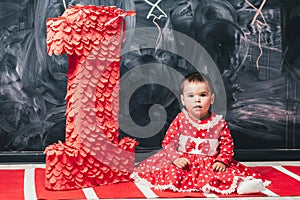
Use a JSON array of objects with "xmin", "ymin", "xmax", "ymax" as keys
[
  {"xmin": 152, "ymin": 189, "xmax": 207, "ymax": 198},
  {"xmin": 82, "ymin": 188, "xmax": 99, "ymax": 200},
  {"xmin": 93, "ymin": 181, "xmax": 146, "ymax": 199},
  {"xmin": 150, "ymin": 188, "xmax": 266, "ymax": 198},
  {"xmin": 273, "ymin": 166, "xmax": 300, "ymax": 181},
  {"xmin": 203, "ymin": 192, "xmax": 218, "ymax": 197},
  {"xmin": 34, "ymin": 168, "xmax": 87, "ymax": 199},
  {"xmin": 261, "ymin": 188, "xmax": 280, "ymax": 197},
  {"xmin": 134, "ymin": 182, "xmax": 159, "ymax": 198},
  {"xmin": 283, "ymin": 166, "xmax": 300, "ymax": 177},
  {"xmin": 0, "ymin": 166, "xmax": 296, "ymax": 199},
  {"xmin": 0, "ymin": 169, "xmax": 24, "ymax": 200},
  {"xmin": 218, "ymin": 190, "xmax": 268, "ymax": 198},
  {"xmin": 24, "ymin": 168, "xmax": 37, "ymax": 200},
  {"xmin": 253, "ymin": 166, "xmax": 300, "ymax": 196}
]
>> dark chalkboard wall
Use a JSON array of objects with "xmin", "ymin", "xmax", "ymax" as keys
[{"xmin": 0, "ymin": 0, "xmax": 299, "ymax": 162}]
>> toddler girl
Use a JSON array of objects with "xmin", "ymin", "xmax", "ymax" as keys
[{"xmin": 131, "ymin": 72, "xmax": 268, "ymax": 194}]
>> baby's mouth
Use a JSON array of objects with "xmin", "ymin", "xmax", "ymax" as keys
[{"xmin": 193, "ymin": 105, "xmax": 202, "ymax": 109}]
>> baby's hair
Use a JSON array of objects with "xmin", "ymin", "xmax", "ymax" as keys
[{"xmin": 180, "ymin": 72, "xmax": 214, "ymax": 94}]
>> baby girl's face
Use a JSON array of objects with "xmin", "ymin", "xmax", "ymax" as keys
[{"xmin": 181, "ymin": 80, "xmax": 215, "ymax": 120}]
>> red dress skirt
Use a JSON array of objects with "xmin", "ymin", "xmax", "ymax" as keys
[{"xmin": 131, "ymin": 110, "xmax": 267, "ymax": 194}]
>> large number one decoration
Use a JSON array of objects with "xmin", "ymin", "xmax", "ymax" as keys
[{"xmin": 45, "ymin": 5, "xmax": 138, "ymax": 190}]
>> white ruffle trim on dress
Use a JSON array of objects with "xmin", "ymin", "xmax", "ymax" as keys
[
  {"xmin": 131, "ymin": 172, "xmax": 269, "ymax": 195},
  {"xmin": 182, "ymin": 109, "xmax": 223, "ymax": 130},
  {"xmin": 202, "ymin": 176, "xmax": 244, "ymax": 195},
  {"xmin": 130, "ymin": 172, "xmax": 203, "ymax": 193}
]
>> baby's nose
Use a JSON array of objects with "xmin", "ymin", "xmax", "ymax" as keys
[{"xmin": 195, "ymin": 96, "xmax": 201, "ymax": 101}]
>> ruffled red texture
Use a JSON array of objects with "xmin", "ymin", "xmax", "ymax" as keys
[
  {"xmin": 46, "ymin": 5, "xmax": 135, "ymax": 56},
  {"xmin": 45, "ymin": 5, "xmax": 138, "ymax": 191}
]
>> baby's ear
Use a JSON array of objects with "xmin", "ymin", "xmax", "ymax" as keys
[
  {"xmin": 181, "ymin": 94, "xmax": 185, "ymax": 106},
  {"xmin": 211, "ymin": 93, "xmax": 215, "ymax": 104}
]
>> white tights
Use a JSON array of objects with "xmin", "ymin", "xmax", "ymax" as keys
[{"xmin": 237, "ymin": 179, "xmax": 265, "ymax": 194}]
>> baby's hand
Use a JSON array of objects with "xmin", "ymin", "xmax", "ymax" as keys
[
  {"xmin": 173, "ymin": 158, "xmax": 190, "ymax": 169},
  {"xmin": 212, "ymin": 161, "xmax": 226, "ymax": 172}
]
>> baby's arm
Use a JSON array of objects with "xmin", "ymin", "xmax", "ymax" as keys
[
  {"xmin": 161, "ymin": 114, "xmax": 184, "ymax": 163},
  {"xmin": 215, "ymin": 121, "xmax": 234, "ymax": 167}
]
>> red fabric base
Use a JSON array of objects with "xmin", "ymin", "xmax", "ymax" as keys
[
  {"xmin": 252, "ymin": 166, "xmax": 300, "ymax": 196},
  {"xmin": 0, "ymin": 166, "xmax": 300, "ymax": 199},
  {"xmin": 0, "ymin": 170, "xmax": 24, "ymax": 200}
]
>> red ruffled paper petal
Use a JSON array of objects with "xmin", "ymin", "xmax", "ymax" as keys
[{"xmin": 46, "ymin": 5, "xmax": 135, "ymax": 57}]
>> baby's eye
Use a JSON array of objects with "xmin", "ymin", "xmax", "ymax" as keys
[
  {"xmin": 200, "ymin": 94, "xmax": 207, "ymax": 97},
  {"xmin": 188, "ymin": 94, "xmax": 194, "ymax": 97}
]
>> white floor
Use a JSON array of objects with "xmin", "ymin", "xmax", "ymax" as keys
[{"xmin": 0, "ymin": 161, "xmax": 300, "ymax": 200}]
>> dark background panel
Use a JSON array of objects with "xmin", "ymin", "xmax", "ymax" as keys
[{"xmin": 0, "ymin": 0, "xmax": 68, "ymax": 152}]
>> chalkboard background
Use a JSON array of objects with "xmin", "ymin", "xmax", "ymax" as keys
[{"xmin": 0, "ymin": 0, "xmax": 299, "ymax": 162}]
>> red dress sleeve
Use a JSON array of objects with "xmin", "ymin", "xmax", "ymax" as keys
[
  {"xmin": 215, "ymin": 121, "xmax": 234, "ymax": 166},
  {"xmin": 161, "ymin": 114, "xmax": 183, "ymax": 161}
]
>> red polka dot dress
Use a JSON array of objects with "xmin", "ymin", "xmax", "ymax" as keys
[{"xmin": 131, "ymin": 109, "xmax": 265, "ymax": 194}]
